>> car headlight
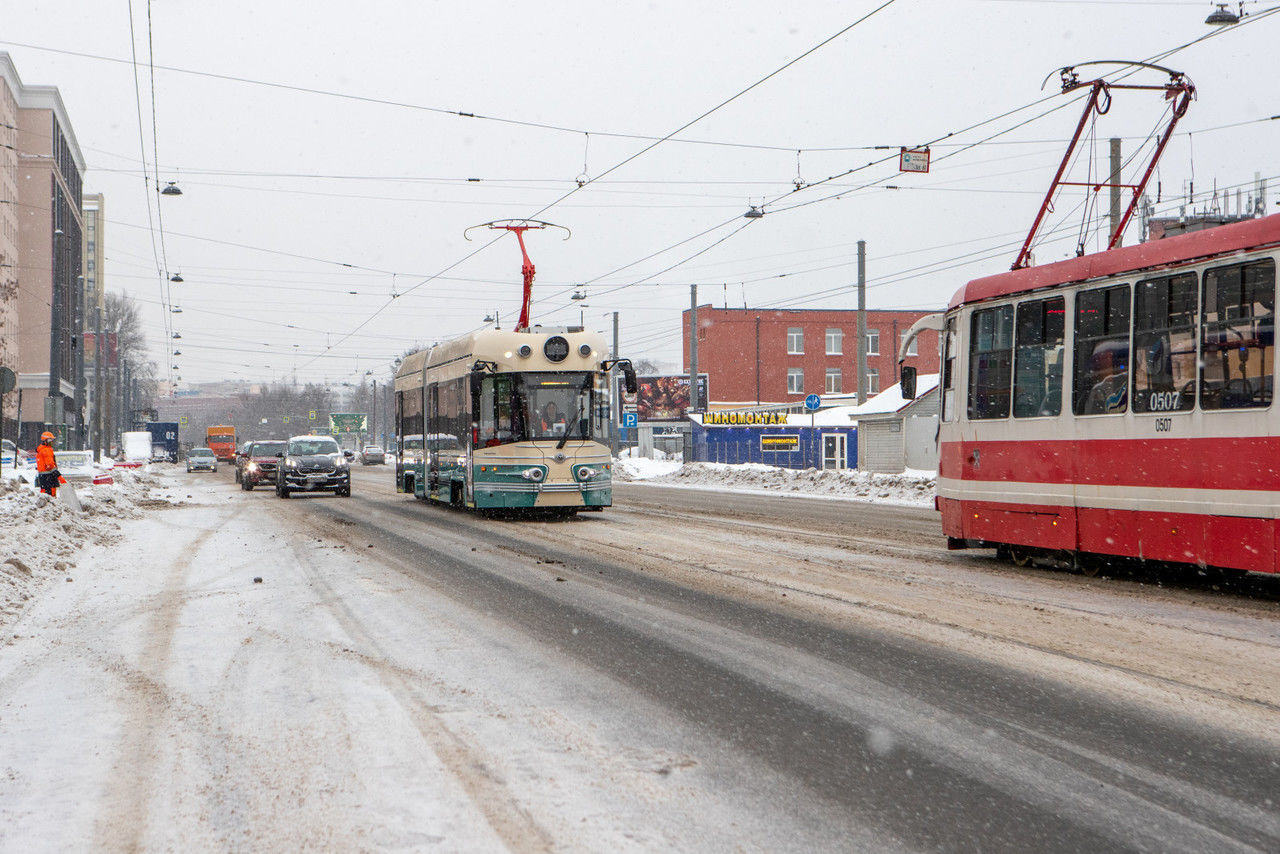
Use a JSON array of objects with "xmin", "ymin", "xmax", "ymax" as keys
[
  {"xmin": 286, "ymin": 457, "xmax": 299, "ymax": 468},
  {"xmin": 335, "ymin": 458, "xmax": 349, "ymax": 469},
  {"xmin": 246, "ymin": 462, "xmax": 258, "ymax": 473}
]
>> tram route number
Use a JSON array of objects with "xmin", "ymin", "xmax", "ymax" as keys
[{"xmin": 1154, "ymin": 417, "xmax": 1173, "ymax": 433}]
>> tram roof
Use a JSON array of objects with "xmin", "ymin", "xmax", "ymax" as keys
[{"xmin": 950, "ymin": 213, "xmax": 1280, "ymax": 309}]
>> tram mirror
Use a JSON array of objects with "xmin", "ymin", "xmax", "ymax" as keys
[
  {"xmin": 900, "ymin": 365, "xmax": 917, "ymax": 400},
  {"xmin": 622, "ymin": 364, "xmax": 638, "ymax": 395}
]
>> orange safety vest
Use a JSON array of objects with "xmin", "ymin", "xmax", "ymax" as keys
[{"xmin": 36, "ymin": 444, "xmax": 56, "ymax": 473}]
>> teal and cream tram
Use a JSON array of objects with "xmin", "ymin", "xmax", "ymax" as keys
[{"xmin": 394, "ymin": 327, "xmax": 635, "ymax": 513}]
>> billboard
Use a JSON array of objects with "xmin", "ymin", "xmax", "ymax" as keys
[
  {"xmin": 329, "ymin": 412, "xmax": 368, "ymax": 433},
  {"xmin": 619, "ymin": 374, "xmax": 709, "ymax": 423}
]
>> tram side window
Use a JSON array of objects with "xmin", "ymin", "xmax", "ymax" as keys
[
  {"xmin": 967, "ymin": 305, "xmax": 1013, "ymax": 420},
  {"xmin": 941, "ymin": 317, "xmax": 957, "ymax": 422},
  {"xmin": 477, "ymin": 375, "xmax": 519, "ymax": 447},
  {"xmin": 1073, "ymin": 284, "xmax": 1130, "ymax": 415},
  {"xmin": 1013, "ymin": 296, "xmax": 1064, "ymax": 417},
  {"xmin": 1133, "ymin": 273, "xmax": 1197, "ymax": 413},
  {"xmin": 1201, "ymin": 259, "xmax": 1275, "ymax": 410}
]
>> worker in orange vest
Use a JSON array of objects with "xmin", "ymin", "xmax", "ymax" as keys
[{"xmin": 35, "ymin": 431, "xmax": 61, "ymax": 496}]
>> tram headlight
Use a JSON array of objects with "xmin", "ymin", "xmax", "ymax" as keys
[
  {"xmin": 521, "ymin": 467, "xmax": 545, "ymax": 481},
  {"xmin": 517, "ymin": 344, "xmax": 533, "ymax": 358}
]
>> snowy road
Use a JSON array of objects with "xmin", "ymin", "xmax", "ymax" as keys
[{"xmin": 1, "ymin": 466, "xmax": 1278, "ymax": 852}]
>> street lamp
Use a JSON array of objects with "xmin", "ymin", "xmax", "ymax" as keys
[
  {"xmin": 1205, "ymin": 3, "xmax": 1240, "ymax": 24},
  {"xmin": 169, "ymin": 272, "xmax": 184, "ymax": 283},
  {"xmin": 160, "ymin": 181, "xmax": 183, "ymax": 196}
]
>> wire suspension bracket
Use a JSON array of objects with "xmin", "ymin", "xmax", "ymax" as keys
[
  {"xmin": 1013, "ymin": 61, "xmax": 1195, "ymax": 270},
  {"xmin": 464, "ymin": 219, "xmax": 571, "ymax": 331}
]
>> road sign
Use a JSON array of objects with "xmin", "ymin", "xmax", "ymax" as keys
[
  {"xmin": 899, "ymin": 146, "xmax": 931, "ymax": 173},
  {"xmin": 329, "ymin": 412, "xmax": 367, "ymax": 433},
  {"xmin": 309, "ymin": 410, "xmax": 317, "ymax": 421},
  {"xmin": 622, "ymin": 412, "xmax": 638, "ymax": 428},
  {"xmin": 804, "ymin": 394, "xmax": 821, "ymax": 411},
  {"xmin": 283, "ymin": 415, "xmax": 290, "ymax": 424}
]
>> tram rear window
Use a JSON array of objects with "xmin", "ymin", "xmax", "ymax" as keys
[
  {"xmin": 968, "ymin": 305, "xmax": 1013, "ymax": 420},
  {"xmin": 1073, "ymin": 284, "xmax": 1130, "ymax": 415},
  {"xmin": 1201, "ymin": 259, "xmax": 1274, "ymax": 410}
]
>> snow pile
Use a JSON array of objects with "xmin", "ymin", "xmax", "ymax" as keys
[
  {"xmin": 0, "ymin": 469, "xmax": 185, "ymax": 629},
  {"xmin": 624, "ymin": 461, "xmax": 936, "ymax": 506},
  {"xmin": 613, "ymin": 457, "xmax": 684, "ymax": 481}
]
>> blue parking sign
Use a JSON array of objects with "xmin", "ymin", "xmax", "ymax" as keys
[{"xmin": 622, "ymin": 412, "xmax": 638, "ymax": 428}]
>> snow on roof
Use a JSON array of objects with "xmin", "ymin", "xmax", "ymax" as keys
[{"xmin": 786, "ymin": 374, "xmax": 940, "ymax": 425}]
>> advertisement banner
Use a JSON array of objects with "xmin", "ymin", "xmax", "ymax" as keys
[
  {"xmin": 329, "ymin": 412, "xmax": 368, "ymax": 433},
  {"xmin": 619, "ymin": 374, "xmax": 709, "ymax": 422}
]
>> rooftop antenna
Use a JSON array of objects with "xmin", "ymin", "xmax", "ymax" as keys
[
  {"xmin": 1013, "ymin": 61, "xmax": 1195, "ymax": 270},
  {"xmin": 464, "ymin": 219, "xmax": 570, "ymax": 331}
]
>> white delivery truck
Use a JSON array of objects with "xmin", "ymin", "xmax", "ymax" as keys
[{"xmin": 121, "ymin": 431, "xmax": 153, "ymax": 464}]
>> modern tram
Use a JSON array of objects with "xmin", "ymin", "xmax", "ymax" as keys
[
  {"xmin": 901, "ymin": 213, "xmax": 1280, "ymax": 575},
  {"xmin": 394, "ymin": 326, "xmax": 635, "ymax": 514}
]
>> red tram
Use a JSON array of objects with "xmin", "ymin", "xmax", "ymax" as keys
[{"xmin": 920, "ymin": 213, "xmax": 1280, "ymax": 574}]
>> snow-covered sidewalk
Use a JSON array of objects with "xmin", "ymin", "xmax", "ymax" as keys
[
  {"xmin": 613, "ymin": 459, "xmax": 936, "ymax": 507},
  {"xmin": 0, "ymin": 468, "xmax": 186, "ymax": 631}
]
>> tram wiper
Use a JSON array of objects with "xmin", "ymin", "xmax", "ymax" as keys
[{"xmin": 557, "ymin": 400, "xmax": 584, "ymax": 450}]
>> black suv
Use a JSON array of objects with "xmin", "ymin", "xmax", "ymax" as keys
[{"xmin": 275, "ymin": 435, "xmax": 353, "ymax": 498}]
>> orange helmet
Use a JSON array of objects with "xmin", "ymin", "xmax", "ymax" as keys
[{"xmin": 40, "ymin": 431, "xmax": 55, "ymax": 441}]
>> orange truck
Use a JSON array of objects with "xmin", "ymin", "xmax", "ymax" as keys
[{"xmin": 206, "ymin": 425, "xmax": 237, "ymax": 462}]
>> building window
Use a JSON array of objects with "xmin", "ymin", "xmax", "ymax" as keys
[
  {"xmin": 900, "ymin": 331, "xmax": 917, "ymax": 357},
  {"xmin": 866, "ymin": 368, "xmax": 880, "ymax": 394},
  {"xmin": 825, "ymin": 368, "xmax": 842, "ymax": 394},
  {"xmin": 787, "ymin": 368, "xmax": 804, "ymax": 394},
  {"xmin": 787, "ymin": 328, "xmax": 804, "ymax": 355},
  {"xmin": 825, "ymin": 328, "xmax": 842, "ymax": 355},
  {"xmin": 866, "ymin": 329, "xmax": 880, "ymax": 355}
]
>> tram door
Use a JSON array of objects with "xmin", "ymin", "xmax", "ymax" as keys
[{"xmin": 822, "ymin": 433, "xmax": 847, "ymax": 470}]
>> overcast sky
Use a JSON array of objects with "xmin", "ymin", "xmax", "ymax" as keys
[{"xmin": 5, "ymin": 0, "xmax": 1278, "ymax": 386}]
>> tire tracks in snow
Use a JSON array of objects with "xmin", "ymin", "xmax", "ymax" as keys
[
  {"xmin": 277, "ymin": 510, "xmax": 556, "ymax": 854},
  {"xmin": 90, "ymin": 506, "xmax": 231, "ymax": 852}
]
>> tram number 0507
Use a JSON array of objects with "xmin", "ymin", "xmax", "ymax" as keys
[{"xmin": 1154, "ymin": 417, "xmax": 1173, "ymax": 433}]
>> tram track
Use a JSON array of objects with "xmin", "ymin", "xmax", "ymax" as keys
[{"xmin": 268, "ymin": 482, "xmax": 1280, "ymax": 852}]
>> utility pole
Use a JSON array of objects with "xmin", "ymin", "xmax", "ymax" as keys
[
  {"xmin": 689, "ymin": 286, "xmax": 699, "ymax": 413},
  {"xmin": 92, "ymin": 302, "xmax": 103, "ymax": 461},
  {"xmin": 610, "ymin": 311, "xmax": 620, "ymax": 457},
  {"xmin": 1109, "ymin": 137, "xmax": 1123, "ymax": 247},
  {"xmin": 857, "ymin": 240, "xmax": 868, "ymax": 405}
]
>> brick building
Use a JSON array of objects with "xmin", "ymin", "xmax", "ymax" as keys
[
  {"xmin": 681, "ymin": 306, "xmax": 941, "ymax": 406},
  {"xmin": 0, "ymin": 53, "xmax": 86, "ymax": 448}
]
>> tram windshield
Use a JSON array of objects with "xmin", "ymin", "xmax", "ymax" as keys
[{"xmin": 477, "ymin": 372, "xmax": 595, "ymax": 446}]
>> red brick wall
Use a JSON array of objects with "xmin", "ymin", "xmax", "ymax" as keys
[{"xmin": 681, "ymin": 307, "xmax": 941, "ymax": 404}]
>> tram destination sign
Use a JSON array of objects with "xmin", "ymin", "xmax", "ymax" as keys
[{"xmin": 328, "ymin": 412, "xmax": 368, "ymax": 433}]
